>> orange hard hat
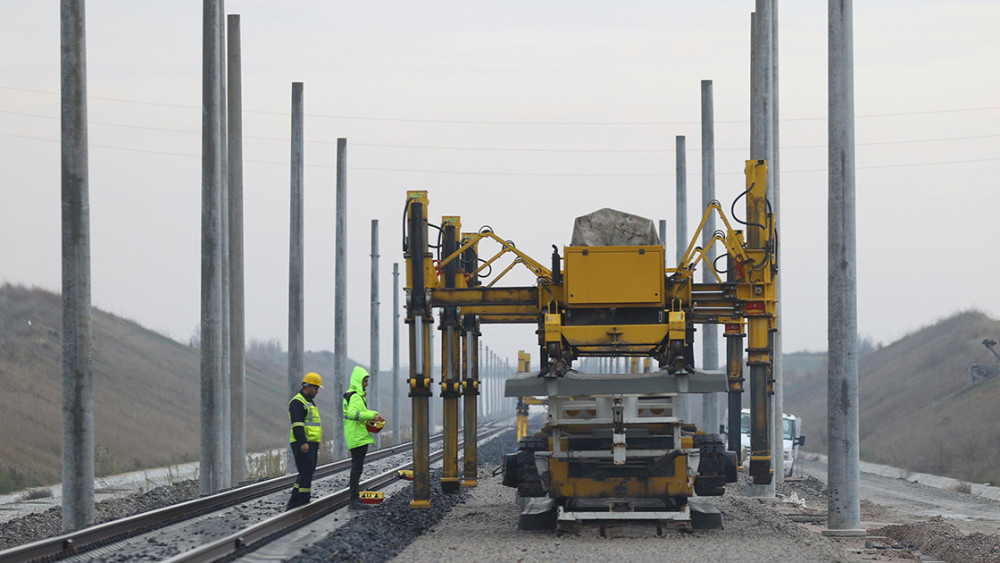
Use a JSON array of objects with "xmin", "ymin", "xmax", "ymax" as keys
[{"xmin": 366, "ymin": 419, "xmax": 385, "ymax": 434}]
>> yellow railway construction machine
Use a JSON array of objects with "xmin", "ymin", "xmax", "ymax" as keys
[{"xmin": 403, "ymin": 160, "xmax": 777, "ymax": 529}]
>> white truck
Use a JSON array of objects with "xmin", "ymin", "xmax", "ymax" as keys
[{"xmin": 739, "ymin": 408, "xmax": 805, "ymax": 477}]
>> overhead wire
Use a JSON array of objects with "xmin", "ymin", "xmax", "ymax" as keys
[
  {"xmin": 2, "ymin": 85, "xmax": 999, "ymax": 124},
  {"xmin": 6, "ymin": 108, "xmax": 999, "ymax": 153},
  {"xmin": 3, "ymin": 86, "xmax": 999, "ymax": 175},
  {"xmin": 2, "ymin": 131, "xmax": 998, "ymax": 175}
]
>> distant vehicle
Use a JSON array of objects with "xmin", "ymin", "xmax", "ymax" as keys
[{"xmin": 740, "ymin": 408, "xmax": 805, "ymax": 477}]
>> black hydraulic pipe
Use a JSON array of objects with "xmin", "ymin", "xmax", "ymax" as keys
[{"xmin": 551, "ymin": 245, "xmax": 562, "ymax": 285}]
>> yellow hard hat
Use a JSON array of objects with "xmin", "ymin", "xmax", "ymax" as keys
[{"xmin": 302, "ymin": 372, "xmax": 324, "ymax": 388}]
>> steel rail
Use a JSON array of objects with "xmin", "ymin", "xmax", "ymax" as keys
[
  {"xmin": 0, "ymin": 439, "xmax": 416, "ymax": 563},
  {"xmin": 162, "ymin": 425, "xmax": 509, "ymax": 563}
]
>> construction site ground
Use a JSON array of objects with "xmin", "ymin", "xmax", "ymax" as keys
[{"xmin": 393, "ymin": 455, "xmax": 1000, "ymax": 562}]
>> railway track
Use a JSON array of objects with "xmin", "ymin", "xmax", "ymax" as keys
[{"xmin": 0, "ymin": 423, "xmax": 510, "ymax": 563}]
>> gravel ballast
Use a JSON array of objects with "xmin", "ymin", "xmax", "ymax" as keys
[
  {"xmin": 291, "ymin": 430, "xmax": 853, "ymax": 562},
  {"xmin": 5, "ymin": 431, "xmax": 1000, "ymax": 562},
  {"xmin": 0, "ymin": 480, "xmax": 200, "ymax": 551}
]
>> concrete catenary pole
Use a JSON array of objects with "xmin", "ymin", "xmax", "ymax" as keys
[
  {"xmin": 750, "ymin": 12, "xmax": 758, "ymax": 152},
  {"xmin": 700, "ymin": 79, "xmax": 720, "ymax": 436},
  {"xmin": 483, "ymin": 345, "xmax": 490, "ymax": 420},
  {"xmin": 756, "ymin": 0, "xmax": 782, "ymax": 487},
  {"xmin": 490, "ymin": 350, "xmax": 496, "ymax": 418},
  {"xmin": 200, "ymin": 0, "xmax": 226, "ymax": 496},
  {"xmin": 497, "ymin": 356, "xmax": 502, "ymax": 415},
  {"xmin": 497, "ymin": 353, "xmax": 502, "ymax": 416},
  {"xmin": 393, "ymin": 262, "xmax": 401, "ymax": 444},
  {"xmin": 479, "ymin": 344, "xmax": 485, "ymax": 420},
  {"xmin": 675, "ymin": 135, "xmax": 690, "ymax": 423},
  {"xmin": 227, "ymin": 12, "xmax": 246, "ymax": 484},
  {"xmin": 750, "ymin": 5, "xmax": 777, "ymax": 496},
  {"xmin": 217, "ymin": 0, "xmax": 231, "ymax": 488},
  {"xmin": 60, "ymin": 0, "xmax": 94, "ymax": 532},
  {"xmin": 288, "ymin": 82, "xmax": 304, "ymax": 400},
  {"xmin": 370, "ymin": 219, "xmax": 380, "ymax": 448},
  {"xmin": 825, "ymin": 0, "xmax": 864, "ymax": 537},
  {"xmin": 333, "ymin": 138, "xmax": 348, "ymax": 461},
  {"xmin": 771, "ymin": 0, "xmax": 785, "ymax": 484}
]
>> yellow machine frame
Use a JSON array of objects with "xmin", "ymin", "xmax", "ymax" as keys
[{"xmin": 403, "ymin": 160, "xmax": 777, "ymax": 511}]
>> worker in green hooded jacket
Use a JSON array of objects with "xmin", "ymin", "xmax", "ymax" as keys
[{"xmin": 343, "ymin": 365, "xmax": 385, "ymax": 510}]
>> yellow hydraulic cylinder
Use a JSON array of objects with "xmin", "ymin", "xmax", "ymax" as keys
[
  {"xmin": 516, "ymin": 397, "xmax": 529, "ymax": 441},
  {"xmin": 409, "ymin": 316, "xmax": 432, "ymax": 508},
  {"xmin": 440, "ymin": 218, "xmax": 462, "ymax": 495},
  {"xmin": 460, "ymin": 233, "xmax": 481, "ymax": 488},
  {"xmin": 440, "ymin": 322, "xmax": 461, "ymax": 494},
  {"xmin": 405, "ymin": 193, "xmax": 434, "ymax": 508},
  {"xmin": 725, "ymin": 319, "xmax": 746, "ymax": 460},
  {"xmin": 743, "ymin": 160, "xmax": 775, "ymax": 485},
  {"xmin": 461, "ymin": 323, "xmax": 480, "ymax": 487},
  {"xmin": 515, "ymin": 351, "xmax": 532, "ymax": 441}
]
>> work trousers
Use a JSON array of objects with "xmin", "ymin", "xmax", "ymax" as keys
[
  {"xmin": 287, "ymin": 442, "xmax": 319, "ymax": 510},
  {"xmin": 349, "ymin": 444, "xmax": 369, "ymax": 503}
]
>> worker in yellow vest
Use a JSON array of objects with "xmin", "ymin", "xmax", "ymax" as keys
[{"xmin": 286, "ymin": 372, "xmax": 324, "ymax": 510}]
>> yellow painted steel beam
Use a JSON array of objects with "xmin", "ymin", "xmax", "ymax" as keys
[
  {"xmin": 455, "ymin": 306, "xmax": 538, "ymax": 319},
  {"xmin": 430, "ymin": 286, "xmax": 537, "ymax": 307},
  {"xmin": 472, "ymin": 312, "xmax": 537, "ymax": 323},
  {"xmin": 560, "ymin": 324, "xmax": 669, "ymax": 347}
]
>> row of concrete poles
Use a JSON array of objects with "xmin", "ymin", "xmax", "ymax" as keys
[
  {"xmin": 657, "ymin": 0, "xmax": 861, "ymax": 534},
  {"xmin": 60, "ymin": 0, "xmax": 860, "ymax": 534}
]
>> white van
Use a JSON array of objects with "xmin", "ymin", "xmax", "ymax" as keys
[{"xmin": 739, "ymin": 408, "xmax": 805, "ymax": 477}]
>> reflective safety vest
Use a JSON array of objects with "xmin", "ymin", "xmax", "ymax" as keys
[{"xmin": 289, "ymin": 393, "xmax": 322, "ymax": 443}]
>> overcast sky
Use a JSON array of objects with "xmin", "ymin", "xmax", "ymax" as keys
[{"xmin": 2, "ymin": 1, "xmax": 998, "ymax": 370}]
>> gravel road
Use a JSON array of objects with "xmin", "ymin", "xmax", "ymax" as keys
[{"xmin": 799, "ymin": 457, "xmax": 1000, "ymax": 536}]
